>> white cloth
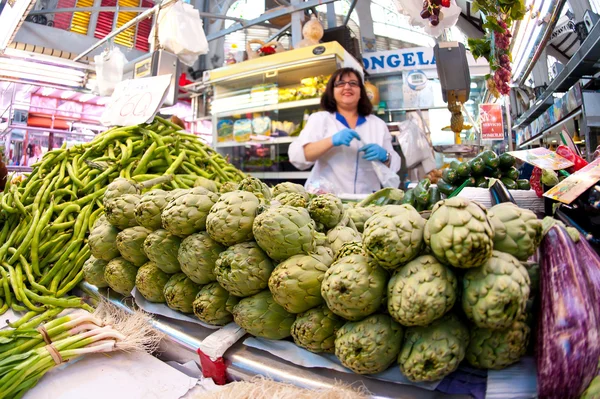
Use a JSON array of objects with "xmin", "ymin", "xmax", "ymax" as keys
[{"xmin": 288, "ymin": 111, "xmax": 401, "ymax": 194}]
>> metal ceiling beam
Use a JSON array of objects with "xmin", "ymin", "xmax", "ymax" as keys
[
  {"xmin": 206, "ymin": 0, "xmax": 337, "ymax": 42},
  {"xmin": 343, "ymin": 0, "xmax": 357, "ymax": 26},
  {"xmin": 266, "ymin": 22, "xmax": 292, "ymax": 42}
]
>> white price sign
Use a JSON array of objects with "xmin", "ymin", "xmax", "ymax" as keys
[{"xmin": 101, "ymin": 74, "xmax": 172, "ymax": 126}]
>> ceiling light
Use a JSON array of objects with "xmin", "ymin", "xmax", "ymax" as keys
[
  {"xmin": 552, "ymin": 139, "xmax": 557, "ymax": 143},
  {"xmin": 0, "ymin": 69, "xmax": 82, "ymax": 87},
  {"xmin": 79, "ymin": 93, "xmax": 96, "ymax": 102},
  {"xmin": 61, "ymin": 91, "xmax": 77, "ymax": 99},
  {"xmin": 41, "ymin": 88, "xmax": 55, "ymax": 96}
]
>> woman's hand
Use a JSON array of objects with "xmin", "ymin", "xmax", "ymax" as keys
[
  {"xmin": 359, "ymin": 143, "xmax": 389, "ymax": 163},
  {"xmin": 332, "ymin": 128, "xmax": 360, "ymax": 146}
]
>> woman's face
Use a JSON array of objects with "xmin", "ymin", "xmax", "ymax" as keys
[{"xmin": 333, "ymin": 72, "xmax": 361, "ymax": 110}]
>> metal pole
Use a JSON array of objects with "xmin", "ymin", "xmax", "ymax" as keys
[
  {"xmin": 291, "ymin": 0, "xmax": 302, "ymax": 48},
  {"xmin": 266, "ymin": 22, "xmax": 291, "ymax": 42},
  {"xmin": 343, "ymin": 0, "xmax": 357, "ymax": 26},
  {"xmin": 505, "ymin": 95, "xmax": 513, "ymax": 151},
  {"xmin": 326, "ymin": 3, "xmax": 336, "ymax": 28}
]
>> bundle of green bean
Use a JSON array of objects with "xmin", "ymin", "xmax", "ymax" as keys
[{"xmin": 0, "ymin": 117, "xmax": 244, "ymax": 316}]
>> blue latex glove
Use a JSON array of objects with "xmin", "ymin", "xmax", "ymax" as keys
[
  {"xmin": 359, "ymin": 143, "xmax": 388, "ymax": 162},
  {"xmin": 332, "ymin": 128, "xmax": 360, "ymax": 147}
]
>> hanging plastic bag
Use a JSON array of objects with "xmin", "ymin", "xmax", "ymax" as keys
[
  {"xmin": 397, "ymin": 119, "xmax": 431, "ymax": 169},
  {"xmin": 372, "ymin": 161, "xmax": 401, "ymax": 188},
  {"xmin": 152, "ymin": 1, "xmax": 209, "ymax": 66},
  {"xmin": 94, "ymin": 46, "xmax": 126, "ymax": 96}
]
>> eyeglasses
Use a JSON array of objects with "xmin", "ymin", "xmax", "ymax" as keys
[{"xmin": 334, "ymin": 80, "xmax": 360, "ymax": 88}]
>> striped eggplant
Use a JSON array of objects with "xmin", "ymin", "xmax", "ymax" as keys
[{"xmin": 536, "ymin": 225, "xmax": 600, "ymax": 399}]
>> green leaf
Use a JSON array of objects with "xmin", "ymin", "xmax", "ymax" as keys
[{"xmin": 471, "ymin": 1, "xmax": 480, "ymax": 13}]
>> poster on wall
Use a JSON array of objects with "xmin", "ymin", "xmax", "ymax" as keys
[{"xmin": 479, "ymin": 104, "xmax": 504, "ymax": 140}]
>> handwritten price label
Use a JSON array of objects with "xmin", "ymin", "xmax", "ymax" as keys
[{"xmin": 101, "ymin": 74, "xmax": 172, "ymax": 126}]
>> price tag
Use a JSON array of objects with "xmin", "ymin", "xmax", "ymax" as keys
[
  {"xmin": 544, "ymin": 158, "xmax": 600, "ymax": 204},
  {"xmin": 508, "ymin": 147, "xmax": 574, "ymax": 170},
  {"xmin": 100, "ymin": 74, "xmax": 172, "ymax": 126}
]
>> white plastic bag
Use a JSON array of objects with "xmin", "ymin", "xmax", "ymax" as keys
[
  {"xmin": 372, "ymin": 161, "xmax": 400, "ymax": 188},
  {"xmin": 152, "ymin": 1, "xmax": 209, "ymax": 66},
  {"xmin": 94, "ymin": 47, "xmax": 126, "ymax": 96},
  {"xmin": 397, "ymin": 119, "xmax": 431, "ymax": 169}
]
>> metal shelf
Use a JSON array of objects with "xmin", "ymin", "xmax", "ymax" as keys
[
  {"xmin": 518, "ymin": 108, "xmax": 582, "ymax": 148},
  {"xmin": 215, "ymin": 136, "xmax": 297, "ymax": 148},
  {"xmin": 248, "ymin": 171, "xmax": 310, "ymax": 179},
  {"xmin": 212, "ymin": 98, "xmax": 320, "ymax": 118},
  {"xmin": 513, "ymin": 20, "xmax": 600, "ymax": 130}
]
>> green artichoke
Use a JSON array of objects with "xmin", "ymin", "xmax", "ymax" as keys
[
  {"xmin": 321, "ymin": 255, "xmax": 388, "ymax": 321},
  {"xmin": 105, "ymin": 194, "xmax": 140, "ymax": 230},
  {"xmin": 237, "ymin": 176, "xmax": 272, "ymax": 200},
  {"xmin": 194, "ymin": 176, "xmax": 218, "ymax": 193},
  {"xmin": 388, "ymin": 255, "xmax": 457, "ymax": 327},
  {"xmin": 161, "ymin": 189, "xmax": 219, "ymax": 237},
  {"xmin": 178, "ymin": 232, "xmax": 225, "ymax": 285},
  {"xmin": 103, "ymin": 177, "xmax": 139, "ymax": 204},
  {"xmin": 362, "ymin": 205, "xmax": 425, "ymax": 271},
  {"xmin": 291, "ymin": 306, "xmax": 345, "ymax": 353},
  {"xmin": 88, "ymin": 219, "xmax": 120, "ymax": 261},
  {"xmin": 214, "ymin": 242, "xmax": 274, "ymax": 297},
  {"xmin": 192, "ymin": 282, "xmax": 237, "ymax": 326},
  {"xmin": 268, "ymin": 252, "xmax": 331, "ymax": 314},
  {"xmin": 219, "ymin": 181, "xmax": 238, "ymax": 194},
  {"xmin": 311, "ymin": 245, "xmax": 334, "ymax": 266},
  {"xmin": 104, "ymin": 257, "xmax": 137, "ymax": 296},
  {"xmin": 253, "ymin": 205, "xmax": 317, "ymax": 261},
  {"xmin": 135, "ymin": 261, "xmax": 171, "ymax": 303},
  {"xmin": 206, "ymin": 190, "xmax": 260, "ymax": 246},
  {"xmin": 308, "ymin": 194, "xmax": 344, "ymax": 230},
  {"xmin": 275, "ymin": 192, "xmax": 307, "ymax": 208},
  {"xmin": 462, "ymin": 250, "xmax": 530, "ymax": 329},
  {"xmin": 327, "ymin": 226, "xmax": 361, "ymax": 256},
  {"xmin": 335, "ymin": 314, "xmax": 403, "ymax": 374},
  {"xmin": 143, "ymin": 229, "xmax": 182, "ymax": 274},
  {"xmin": 116, "ymin": 226, "xmax": 152, "ymax": 266},
  {"xmin": 82, "ymin": 256, "xmax": 108, "ymax": 288},
  {"xmin": 424, "ymin": 197, "xmax": 494, "ymax": 269},
  {"xmin": 489, "ymin": 203, "xmax": 542, "ymax": 261},
  {"xmin": 347, "ymin": 205, "xmax": 375, "ymax": 233},
  {"xmin": 272, "ymin": 182, "xmax": 308, "ymax": 199},
  {"xmin": 466, "ymin": 318, "xmax": 530, "ymax": 369},
  {"xmin": 232, "ymin": 290, "xmax": 295, "ymax": 340},
  {"xmin": 165, "ymin": 188, "xmax": 189, "ymax": 203},
  {"xmin": 134, "ymin": 189, "xmax": 169, "ymax": 230},
  {"xmin": 163, "ymin": 273, "xmax": 201, "ymax": 313},
  {"xmin": 399, "ymin": 313, "xmax": 469, "ymax": 382},
  {"xmin": 334, "ymin": 241, "xmax": 365, "ymax": 261}
]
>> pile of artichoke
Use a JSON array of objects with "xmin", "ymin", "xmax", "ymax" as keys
[{"xmin": 85, "ymin": 178, "xmax": 542, "ymax": 381}]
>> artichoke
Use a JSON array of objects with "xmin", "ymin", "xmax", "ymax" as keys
[
  {"xmin": 88, "ymin": 219, "xmax": 120, "ymax": 261},
  {"xmin": 399, "ymin": 313, "xmax": 469, "ymax": 382},
  {"xmin": 104, "ymin": 257, "xmax": 137, "ymax": 296},
  {"xmin": 308, "ymin": 194, "xmax": 344, "ymax": 230},
  {"xmin": 194, "ymin": 176, "xmax": 218, "ymax": 193},
  {"xmin": 214, "ymin": 242, "xmax": 274, "ymax": 297},
  {"xmin": 311, "ymin": 245, "xmax": 334, "ymax": 266},
  {"xmin": 206, "ymin": 190, "xmax": 260, "ymax": 246},
  {"xmin": 335, "ymin": 314, "xmax": 403, "ymax": 374},
  {"xmin": 178, "ymin": 232, "xmax": 225, "ymax": 285},
  {"xmin": 135, "ymin": 261, "xmax": 171, "ymax": 303},
  {"xmin": 143, "ymin": 229, "xmax": 182, "ymax": 274},
  {"xmin": 163, "ymin": 273, "xmax": 201, "ymax": 313},
  {"xmin": 116, "ymin": 226, "xmax": 152, "ymax": 266},
  {"xmin": 424, "ymin": 197, "xmax": 494, "ymax": 269},
  {"xmin": 327, "ymin": 226, "xmax": 361, "ymax": 256},
  {"xmin": 105, "ymin": 194, "xmax": 140, "ymax": 230},
  {"xmin": 462, "ymin": 250, "xmax": 530, "ymax": 329},
  {"xmin": 232, "ymin": 290, "xmax": 296, "ymax": 340},
  {"xmin": 134, "ymin": 189, "xmax": 169, "ymax": 230},
  {"xmin": 489, "ymin": 203, "xmax": 543, "ymax": 261},
  {"xmin": 82, "ymin": 256, "xmax": 108, "ymax": 288},
  {"xmin": 362, "ymin": 205, "xmax": 425, "ymax": 271},
  {"xmin": 237, "ymin": 176, "xmax": 272, "ymax": 200},
  {"xmin": 219, "ymin": 181, "xmax": 238, "ymax": 194},
  {"xmin": 291, "ymin": 306, "xmax": 345, "ymax": 353},
  {"xmin": 275, "ymin": 192, "xmax": 307, "ymax": 208},
  {"xmin": 104, "ymin": 177, "xmax": 139, "ymax": 204},
  {"xmin": 347, "ymin": 205, "xmax": 375, "ymax": 233},
  {"xmin": 161, "ymin": 189, "xmax": 219, "ymax": 237},
  {"xmin": 272, "ymin": 182, "xmax": 308, "ymax": 199},
  {"xmin": 192, "ymin": 282, "xmax": 237, "ymax": 326},
  {"xmin": 321, "ymin": 255, "xmax": 388, "ymax": 321},
  {"xmin": 334, "ymin": 241, "xmax": 365, "ymax": 261},
  {"xmin": 253, "ymin": 205, "xmax": 317, "ymax": 261},
  {"xmin": 165, "ymin": 188, "xmax": 189, "ymax": 203},
  {"xmin": 466, "ymin": 318, "xmax": 530, "ymax": 369},
  {"xmin": 268, "ymin": 252, "xmax": 331, "ymax": 314},
  {"xmin": 388, "ymin": 255, "xmax": 457, "ymax": 327}
]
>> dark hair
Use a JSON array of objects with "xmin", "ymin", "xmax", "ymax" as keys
[{"xmin": 320, "ymin": 67, "xmax": 373, "ymax": 116}]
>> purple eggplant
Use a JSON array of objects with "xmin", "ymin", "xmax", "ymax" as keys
[{"xmin": 537, "ymin": 225, "xmax": 600, "ymax": 398}]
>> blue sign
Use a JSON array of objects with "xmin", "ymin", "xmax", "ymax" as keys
[{"xmin": 363, "ymin": 48, "xmax": 437, "ymax": 74}]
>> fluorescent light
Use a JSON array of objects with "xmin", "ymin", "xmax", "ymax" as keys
[
  {"xmin": 0, "ymin": 57, "xmax": 84, "ymax": 78},
  {"xmin": 0, "ymin": 68, "xmax": 82, "ymax": 87},
  {"xmin": 41, "ymin": 88, "xmax": 55, "ymax": 96},
  {"xmin": 0, "ymin": 0, "xmax": 35, "ymax": 52},
  {"xmin": 61, "ymin": 91, "xmax": 76, "ymax": 99},
  {"xmin": 96, "ymin": 97, "xmax": 110, "ymax": 105},
  {"xmin": 79, "ymin": 93, "xmax": 96, "ymax": 102}
]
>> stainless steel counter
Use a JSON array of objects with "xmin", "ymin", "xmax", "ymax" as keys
[{"xmin": 79, "ymin": 283, "xmax": 469, "ymax": 399}]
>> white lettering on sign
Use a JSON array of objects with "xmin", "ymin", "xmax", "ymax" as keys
[{"xmin": 101, "ymin": 74, "xmax": 172, "ymax": 127}]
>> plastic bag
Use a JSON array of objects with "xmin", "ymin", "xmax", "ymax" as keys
[
  {"xmin": 372, "ymin": 161, "xmax": 400, "ymax": 188},
  {"xmin": 152, "ymin": 1, "xmax": 209, "ymax": 66},
  {"xmin": 397, "ymin": 119, "xmax": 431, "ymax": 169},
  {"xmin": 94, "ymin": 47, "xmax": 126, "ymax": 96}
]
